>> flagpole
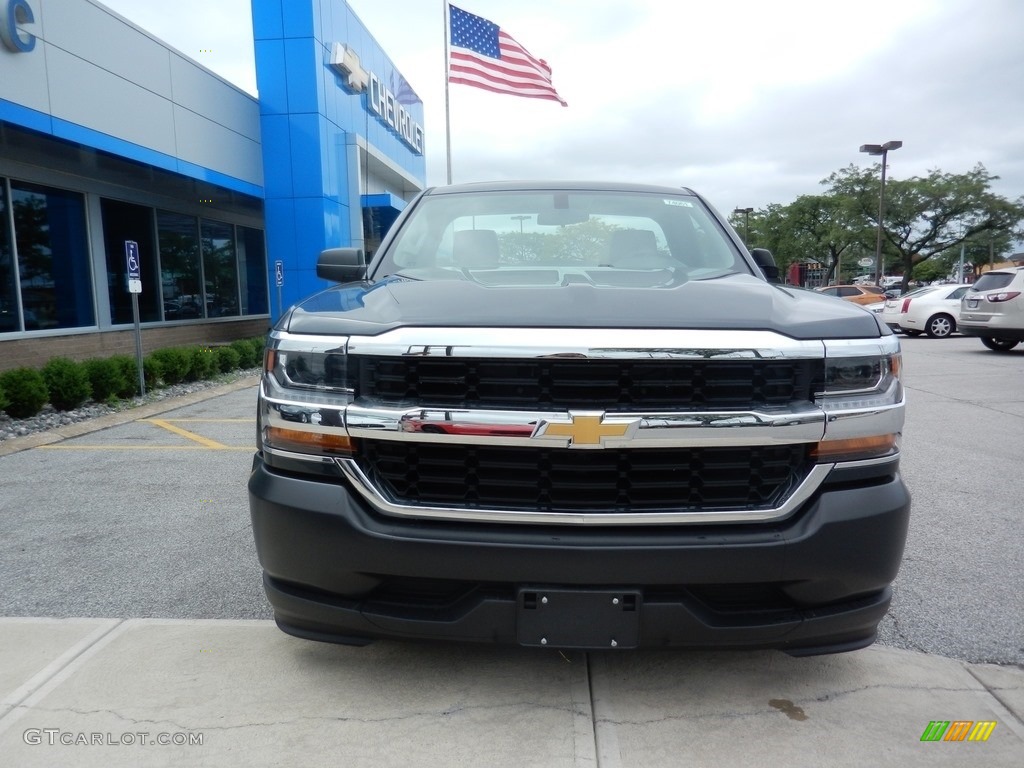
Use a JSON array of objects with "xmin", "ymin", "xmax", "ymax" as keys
[{"xmin": 443, "ymin": 0, "xmax": 452, "ymax": 184}]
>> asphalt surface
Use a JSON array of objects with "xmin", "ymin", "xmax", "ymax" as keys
[
  {"xmin": 876, "ymin": 334, "xmax": 1024, "ymax": 664},
  {"xmin": 0, "ymin": 379, "xmax": 268, "ymax": 622},
  {"xmin": 1, "ymin": 336, "xmax": 1023, "ymax": 767},
  {"xmin": 0, "ymin": 334, "xmax": 1022, "ymax": 667}
]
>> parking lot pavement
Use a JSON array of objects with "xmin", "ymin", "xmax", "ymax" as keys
[
  {"xmin": 1, "ymin": 348, "xmax": 1023, "ymax": 765},
  {"xmin": 0, "ymin": 618, "xmax": 1021, "ymax": 767}
]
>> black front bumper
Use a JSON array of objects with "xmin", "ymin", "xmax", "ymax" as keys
[{"xmin": 248, "ymin": 455, "xmax": 910, "ymax": 656}]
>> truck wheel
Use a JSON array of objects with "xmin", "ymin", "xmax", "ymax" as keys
[{"xmin": 980, "ymin": 337, "xmax": 1020, "ymax": 352}]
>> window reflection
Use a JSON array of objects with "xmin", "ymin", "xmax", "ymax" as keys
[
  {"xmin": 158, "ymin": 211, "xmax": 203, "ymax": 320},
  {"xmin": 0, "ymin": 181, "xmax": 18, "ymax": 332},
  {"xmin": 102, "ymin": 198, "xmax": 159, "ymax": 324},
  {"xmin": 201, "ymin": 219, "xmax": 239, "ymax": 318},
  {"xmin": 238, "ymin": 226, "xmax": 268, "ymax": 315},
  {"xmin": 0, "ymin": 175, "xmax": 267, "ymax": 334},
  {"xmin": 11, "ymin": 182, "xmax": 94, "ymax": 331}
]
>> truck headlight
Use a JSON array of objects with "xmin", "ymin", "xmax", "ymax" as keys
[
  {"xmin": 260, "ymin": 334, "xmax": 354, "ymax": 456},
  {"xmin": 266, "ymin": 338, "xmax": 350, "ymax": 393},
  {"xmin": 817, "ymin": 338, "xmax": 902, "ymax": 411},
  {"xmin": 812, "ymin": 337, "xmax": 904, "ymax": 462}
]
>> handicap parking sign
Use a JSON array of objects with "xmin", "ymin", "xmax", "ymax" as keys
[{"xmin": 126, "ymin": 240, "xmax": 142, "ymax": 293}]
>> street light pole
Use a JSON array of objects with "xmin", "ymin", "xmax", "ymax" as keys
[
  {"xmin": 511, "ymin": 215, "xmax": 530, "ymax": 233},
  {"xmin": 733, "ymin": 207, "xmax": 753, "ymax": 247},
  {"xmin": 859, "ymin": 140, "xmax": 902, "ymax": 286}
]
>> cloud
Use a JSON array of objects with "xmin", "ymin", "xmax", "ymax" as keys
[{"xmin": 101, "ymin": 0, "xmax": 1024, "ymax": 213}]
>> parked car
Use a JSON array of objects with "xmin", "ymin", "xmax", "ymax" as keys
[
  {"xmin": 880, "ymin": 284, "xmax": 972, "ymax": 338},
  {"xmin": 959, "ymin": 266, "xmax": 1024, "ymax": 351},
  {"xmin": 814, "ymin": 284, "xmax": 886, "ymax": 305}
]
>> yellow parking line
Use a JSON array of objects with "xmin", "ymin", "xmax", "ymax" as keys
[
  {"xmin": 156, "ymin": 419, "xmax": 255, "ymax": 423},
  {"xmin": 142, "ymin": 418, "xmax": 229, "ymax": 449}
]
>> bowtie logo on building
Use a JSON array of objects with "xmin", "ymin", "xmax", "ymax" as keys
[{"xmin": 329, "ymin": 43, "xmax": 369, "ymax": 93}]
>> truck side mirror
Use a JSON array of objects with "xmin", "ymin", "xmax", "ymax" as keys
[
  {"xmin": 317, "ymin": 248, "xmax": 366, "ymax": 283},
  {"xmin": 750, "ymin": 248, "xmax": 781, "ymax": 284}
]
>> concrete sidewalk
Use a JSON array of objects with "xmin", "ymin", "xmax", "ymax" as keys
[{"xmin": 1, "ymin": 618, "xmax": 1022, "ymax": 767}]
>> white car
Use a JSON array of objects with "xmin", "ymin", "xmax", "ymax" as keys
[{"xmin": 880, "ymin": 284, "xmax": 972, "ymax": 337}]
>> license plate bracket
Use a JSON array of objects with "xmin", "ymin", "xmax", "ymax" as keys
[
  {"xmin": 968, "ymin": 299, "xmax": 979, "ymax": 309},
  {"xmin": 516, "ymin": 588, "xmax": 641, "ymax": 649}
]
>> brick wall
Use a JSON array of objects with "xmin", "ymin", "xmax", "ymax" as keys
[{"xmin": 0, "ymin": 319, "xmax": 270, "ymax": 372}]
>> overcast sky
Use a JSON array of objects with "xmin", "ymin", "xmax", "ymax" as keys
[{"xmin": 101, "ymin": 0, "xmax": 1024, "ymax": 216}]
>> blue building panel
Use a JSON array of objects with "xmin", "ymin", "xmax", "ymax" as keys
[
  {"xmin": 282, "ymin": 1, "xmax": 320, "ymax": 40},
  {"xmin": 0, "ymin": 98, "xmax": 52, "ymax": 135},
  {"xmin": 258, "ymin": 115, "xmax": 295, "ymax": 199},
  {"xmin": 251, "ymin": 0, "xmax": 285, "ymax": 40},
  {"xmin": 320, "ymin": 194, "xmax": 349, "ymax": 248},
  {"xmin": 253, "ymin": 39, "xmax": 289, "ymax": 116},
  {"xmin": 287, "ymin": 112, "xmax": 326, "ymax": 198},
  {"xmin": 263, "ymin": 197, "xmax": 298, "ymax": 311},
  {"xmin": 283, "ymin": 37, "xmax": 322, "ymax": 115},
  {"xmin": 253, "ymin": 0, "xmax": 425, "ymax": 320},
  {"xmin": 361, "ymin": 193, "xmax": 406, "ymax": 212}
]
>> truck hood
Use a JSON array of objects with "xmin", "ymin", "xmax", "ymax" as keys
[{"xmin": 280, "ymin": 273, "xmax": 886, "ymax": 340}]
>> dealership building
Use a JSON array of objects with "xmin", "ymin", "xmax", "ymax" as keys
[{"xmin": 0, "ymin": 0, "xmax": 425, "ymax": 371}]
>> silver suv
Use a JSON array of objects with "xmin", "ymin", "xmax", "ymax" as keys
[{"xmin": 960, "ymin": 266, "xmax": 1024, "ymax": 351}]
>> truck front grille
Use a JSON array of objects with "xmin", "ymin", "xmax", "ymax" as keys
[
  {"xmin": 357, "ymin": 442, "xmax": 811, "ymax": 512},
  {"xmin": 352, "ymin": 357, "xmax": 818, "ymax": 411}
]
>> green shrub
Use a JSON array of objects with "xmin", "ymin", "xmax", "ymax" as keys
[
  {"xmin": 83, "ymin": 358, "xmax": 128, "ymax": 403},
  {"xmin": 109, "ymin": 355, "xmax": 142, "ymax": 398},
  {"xmin": 151, "ymin": 347, "xmax": 191, "ymax": 384},
  {"xmin": 214, "ymin": 345, "xmax": 241, "ymax": 373},
  {"xmin": 41, "ymin": 357, "xmax": 92, "ymax": 411},
  {"xmin": 0, "ymin": 381, "xmax": 8, "ymax": 414},
  {"xmin": 188, "ymin": 346, "xmax": 218, "ymax": 381},
  {"xmin": 0, "ymin": 367, "xmax": 49, "ymax": 418},
  {"xmin": 251, "ymin": 337, "xmax": 269, "ymax": 364},
  {"xmin": 142, "ymin": 356, "xmax": 163, "ymax": 391},
  {"xmin": 230, "ymin": 339, "xmax": 258, "ymax": 368}
]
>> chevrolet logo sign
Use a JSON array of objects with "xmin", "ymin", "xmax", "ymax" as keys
[
  {"xmin": 534, "ymin": 412, "xmax": 638, "ymax": 449},
  {"xmin": 329, "ymin": 43, "xmax": 369, "ymax": 93}
]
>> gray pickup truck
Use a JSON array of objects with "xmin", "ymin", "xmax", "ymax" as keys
[{"xmin": 248, "ymin": 181, "xmax": 910, "ymax": 656}]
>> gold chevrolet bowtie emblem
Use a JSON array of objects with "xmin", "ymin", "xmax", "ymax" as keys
[{"xmin": 536, "ymin": 413, "xmax": 633, "ymax": 448}]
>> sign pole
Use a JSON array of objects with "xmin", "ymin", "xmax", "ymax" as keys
[
  {"xmin": 125, "ymin": 240, "xmax": 145, "ymax": 396},
  {"xmin": 131, "ymin": 292, "xmax": 144, "ymax": 396}
]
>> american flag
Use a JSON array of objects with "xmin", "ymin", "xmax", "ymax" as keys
[{"xmin": 448, "ymin": 4, "xmax": 567, "ymax": 106}]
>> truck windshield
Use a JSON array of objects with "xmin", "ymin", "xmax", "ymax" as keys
[{"xmin": 373, "ymin": 190, "xmax": 749, "ymax": 287}]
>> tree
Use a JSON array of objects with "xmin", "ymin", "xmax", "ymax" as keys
[
  {"xmin": 782, "ymin": 194, "xmax": 862, "ymax": 284},
  {"xmin": 741, "ymin": 194, "xmax": 866, "ymax": 286},
  {"xmin": 824, "ymin": 163, "xmax": 1024, "ymax": 292}
]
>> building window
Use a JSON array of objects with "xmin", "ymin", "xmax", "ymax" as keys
[
  {"xmin": 201, "ymin": 219, "xmax": 239, "ymax": 318},
  {"xmin": 0, "ymin": 179, "xmax": 19, "ymax": 333},
  {"xmin": 238, "ymin": 226, "xmax": 268, "ymax": 316},
  {"xmin": 102, "ymin": 199, "xmax": 159, "ymax": 324},
  {"xmin": 11, "ymin": 181, "xmax": 94, "ymax": 331},
  {"xmin": 157, "ymin": 211, "xmax": 202, "ymax": 320}
]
